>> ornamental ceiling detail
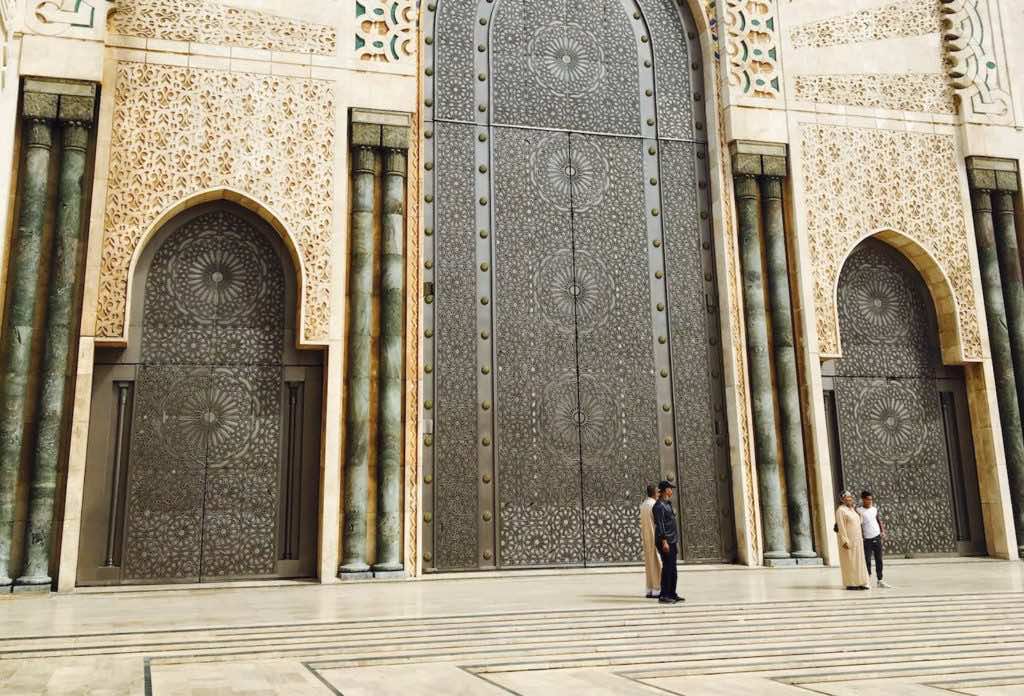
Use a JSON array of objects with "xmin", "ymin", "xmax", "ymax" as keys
[
  {"xmin": 107, "ymin": 0, "xmax": 336, "ymax": 56},
  {"xmin": 799, "ymin": 123, "xmax": 983, "ymax": 361},
  {"xmin": 97, "ymin": 62, "xmax": 336, "ymax": 343}
]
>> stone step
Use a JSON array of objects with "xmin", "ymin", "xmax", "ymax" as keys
[{"xmin": 5, "ymin": 592, "xmax": 1021, "ymax": 657}]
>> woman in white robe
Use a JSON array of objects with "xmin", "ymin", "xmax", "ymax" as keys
[{"xmin": 836, "ymin": 490, "xmax": 869, "ymax": 590}]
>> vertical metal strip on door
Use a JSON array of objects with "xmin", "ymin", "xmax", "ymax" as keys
[
  {"xmin": 430, "ymin": 122, "xmax": 481, "ymax": 570},
  {"xmin": 659, "ymin": 140, "xmax": 733, "ymax": 561}
]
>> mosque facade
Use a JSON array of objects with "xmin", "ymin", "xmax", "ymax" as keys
[{"xmin": 0, "ymin": 0, "xmax": 1022, "ymax": 591}]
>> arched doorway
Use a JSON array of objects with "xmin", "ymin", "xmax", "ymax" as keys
[
  {"xmin": 77, "ymin": 204, "xmax": 323, "ymax": 585},
  {"xmin": 422, "ymin": 0, "xmax": 734, "ymax": 569},
  {"xmin": 823, "ymin": 239, "xmax": 986, "ymax": 556}
]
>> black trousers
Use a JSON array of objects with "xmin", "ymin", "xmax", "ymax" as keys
[
  {"xmin": 658, "ymin": 542, "xmax": 678, "ymax": 598},
  {"xmin": 864, "ymin": 536, "xmax": 883, "ymax": 580}
]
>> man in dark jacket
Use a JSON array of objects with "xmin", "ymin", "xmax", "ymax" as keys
[{"xmin": 653, "ymin": 480, "xmax": 683, "ymax": 604}]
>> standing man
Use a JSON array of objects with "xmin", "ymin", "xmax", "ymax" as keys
[
  {"xmin": 639, "ymin": 484, "xmax": 661, "ymax": 599},
  {"xmin": 653, "ymin": 481, "xmax": 683, "ymax": 604},
  {"xmin": 858, "ymin": 490, "xmax": 892, "ymax": 588}
]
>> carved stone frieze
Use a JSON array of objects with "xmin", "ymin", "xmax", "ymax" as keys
[
  {"xmin": 97, "ymin": 62, "xmax": 336, "ymax": 342},
  {"xmin": 800, "ymin": 124, "xmax": 982, "ymax": 361},
  {"xmin": 940, "ymin": 0, "xmax": 1013, "ymax": 124},
  {"xmin": 724, "ymin": 0, "xmax": 781, "ymax": 98},
  {"xmin": 108, "ymin": 0, "xmax": 336, "ymax": 56},
  {"xmin": 356, "ymin": 0, "xmax": 415, "ymax": 64},
  {"xmin": 794, "ymin": 73, "xmax": 955, "ymax": 114},
  {"xmin": 788, "ymin": 0, "xmax": 941, "ymax": 50}
]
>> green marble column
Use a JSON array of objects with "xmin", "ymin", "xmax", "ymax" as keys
[
  {"xmin": 18, "ymin": 102, "xmax": 94, "ymax": 589},
  {"xmin": 734, "ymin": 173, "xmax": 788, "ymax": 561},
  {"xmin": 340, "ymin": 142, "xmax": 378, "ymax": 577},
  {"xmin": 993, "ymin": 191, "xmax": 1024, "ymax": 420},
  {"xmin": 971, "ymin": 188, "xmax": 1024, "ymax": 552},
  {"xmin": 374, "ymin": 146, "xmax": 406, "ymax": 574},
  {"xmin": 0, "ymin": 95, "xmax": 59, "ymax": 587},
  {"xmin": 760, "ymin": 176, "xmax": 815, "ymax": 559}
]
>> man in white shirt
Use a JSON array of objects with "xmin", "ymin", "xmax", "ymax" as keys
[
  {"xmin": 858, "ymin": 491, "xmax": 892, "ymax": 588},
  {"xmin": 639, "ymin": 484, "xmax": 661, "ymax": 598}
]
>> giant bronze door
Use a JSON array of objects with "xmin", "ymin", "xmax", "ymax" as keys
[
  {"xmin": 824, "ymin": 240, "xmax": 986, "ymax": 556},
  {"xmin": 423, "ymin": 0, "xmax": 735, "ymax": 569},
  {"xmin": 77, "ymin": 206, "xmax": 322, "ymax": 585}
]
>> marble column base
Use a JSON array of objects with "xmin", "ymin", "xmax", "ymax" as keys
[
  {"xmin": 12, "ymin": 580, "xmax": 50, "ymax": 593},
  {"xmin": 338, "ymin": 567, "xmax": 374, "ymax": 581},
  {"xmin": 795, "ymin": 556, "xmax": 824, "ymax": 566},
  {"xmin": 764, "ymin": 557, "xmax": 798, "ymax": 568},
  {"xmin": 373, "ymin": 569, "xmax": 408, "ymax": 580}
]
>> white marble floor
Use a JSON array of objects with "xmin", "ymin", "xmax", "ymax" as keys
[{"xmin": 1, "ymin": 559, "xmax": 1023, "ymax": 695}]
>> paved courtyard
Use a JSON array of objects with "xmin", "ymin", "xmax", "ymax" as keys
[{"xmin": 1, "ymin": 559, "xmax": 1023, "ymax": 695}]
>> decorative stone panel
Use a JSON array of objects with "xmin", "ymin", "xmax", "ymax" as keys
[
  {"xmin": 788, "ymin": 0, "xmax": 941, "ymax": 50},
  {"xmin": 724, "ymin": 0, "xmax": 781, "ymax": 98},
  {"xmin": 794, "ymin": 73, "xmax": 955, "ymax": 114},
  {"xmin": 356, "ymin": 0, "xmax": 415, "ymax": 64},
  {"xmin": 25, "ymin": 0, "xmax": 106, "ymax": 38},
  {"xmin": 97, "ymin": 62, "xmax": 336, "ymax": 342},
  {"xmin": 108, "ymin": 0, "xmax": 336, "ymax": 56},
  {"xmin": 800, "ymin": 124, "xmax": 982, "ymax": 361},
  {"xmin": 941, "ymin": 0, "xmax": 1013, "ymax": 124}
]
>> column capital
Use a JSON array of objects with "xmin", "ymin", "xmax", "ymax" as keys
[
  {"xmin": 729, "ymin": 140, "xmax": 788, "ymax": 177},
  {"xmin": 966, "ymin": 157, "xmax": 1019, "ymax": 193},
  {"xmin": 350, "ymin": 109, "xmax": 412, "ymax": 150},
  {"xmin": 23, "ymin": 80, "xmax": 97, "ymax": 124}
]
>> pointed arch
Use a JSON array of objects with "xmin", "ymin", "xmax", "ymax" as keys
[
  {"xmin": 117, "ymin": 188, "xmax": 309, "ymax": 349},
  {"xmin": 833, "ymin": 229, "xmax": 965, "ymax": 365}
]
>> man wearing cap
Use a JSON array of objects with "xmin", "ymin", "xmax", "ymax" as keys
[{"xmin": 653, "ymin": 480, "xmax": 683, "ymax": 604}]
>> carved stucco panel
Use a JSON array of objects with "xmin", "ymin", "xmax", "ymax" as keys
[
  {"xmin": 800, "ymin": 124, "xmax": 982, "ymax": 361},
  {"xmin": 107, "ymin": 0, "xmax": 336, "ymax": 56},
  {"xmin": 97, "ymin": 62, "xmax": 336, "ymax": 342},
  {"xmin": 793, "ymin": 73, "xmax": 955, "ymax": 114},
  {"xmin": 788, "ymin": 0, "xmax": 941, "ymax": 50}
]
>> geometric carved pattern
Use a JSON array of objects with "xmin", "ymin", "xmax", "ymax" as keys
[
  {"xmin": 526, "ymin": 21, "xmax": 606, "ymax": 99},
  {"xmin": 941, "ymin": 0, "xmax": 1013, "ymax": 124},
  {"xmin": 788, "ymin": 0, "xmax": 941, "ymax": 50},
  {"xmin": 108, "ymin": 0, "xmax": 336, "ymax": 56},
  {"xmin": 724, "ymin": 0, "xmax": 781, "ymax": 98},
  {"xmin": 793, "ymin": 73, "xmax": 955, "ymax": 114},
  {"xmin": 355, "ymin": 0, "xmax": 416, "ymax": 64},
  {"xmin": 833, "ymin": 240, "xmax": 957, "ymax": 555},
  {"xmin": 430, "ymin": 0, "xmax": 728, "ymax": 569},
  {"xmin": 800, "ymin": 123, "xmax": 983, "ymax": 360},
  {"xmin": 98, "ymin": 62, "xmax": 335, "ymax": 342},
  {"xmin": 123, "ymin": 210, "xmax": 285, "ymax": 582}
]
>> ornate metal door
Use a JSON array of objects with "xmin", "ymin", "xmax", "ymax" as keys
[
  {"xmin": 121, "ymin": 210, "xmax": 288, "ymax": 582},
  {"xmin": 828, "ymin": 239, "xmax": 983, "ymax": 555},
  {"xmin": 424, "ymin": 0, "xmax": 734, "ymax": 570}
]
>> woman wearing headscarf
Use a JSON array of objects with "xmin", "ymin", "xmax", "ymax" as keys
[{"xmin": 836, "ymin": 490, "xmax": 870, "ymax": 590}]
